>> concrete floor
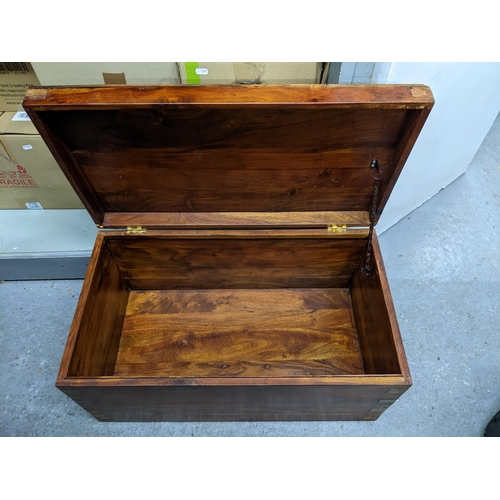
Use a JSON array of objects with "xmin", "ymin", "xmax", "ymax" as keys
[{"xmin": 1, "ymin": 113, "xmax": 499, "ymax": 437}]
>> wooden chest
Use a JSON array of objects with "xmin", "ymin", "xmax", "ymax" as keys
[{"xmin": 23, "ymin": 84, "xmax": 433, "ymax": 421}]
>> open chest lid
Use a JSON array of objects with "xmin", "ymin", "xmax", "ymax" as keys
[{"xmin": 23, "ymin": 84, "xmax": 433, "ymax": 229}]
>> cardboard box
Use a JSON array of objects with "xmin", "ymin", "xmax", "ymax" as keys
[
  {"xmin": 0, "ymin": 111, "xmax": 84, "ymax": 209},
  {"xmin": 0, "ymin": 63, "xmax": 40, "ymax": 111},
  {"xmin": 179, "ymin": 62, "xmax": 326, "ymax": 84},
  {"xmin": 31, "ymin": 62, "xmax": 180, "ymax": 85}
]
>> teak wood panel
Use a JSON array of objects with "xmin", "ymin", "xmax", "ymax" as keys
[
  {"xmin": 114, "ymin": 289, "xmax": 364, "ymax": 378},
  {"xmin": 38, "ymin": 108, "xmax": 409, "ymax": 152},
  {"xmin": 26, "ymin": 108, "xmax": 105, "ymax": 222},
  {"xmin": 374, "ymin": 105, "xmax": 433, "ymax": 223},
  {"xmin": 58, "ymin": 383, "xmax": 410, "ymax": 422},
  {"xmin": 103, "ymin": 211, "xmax": 371, "ymax": 229},
  {"xmin": 351, "ymin": 232, "xmax": 410, "ymax": 378},
  {"xmin": 38, "ymin": 107, "xmax": 410, "ymax": 214},
  {"xmin": 23, "ymin": 85, "xmax": 434, "ymax": 225},
  {"xmin": 74, "ymin": 151, "xmax": 380, "ymax": 213},
  {"xmin": 106, "ymin": 237, "xmax": 367, "ymax": 289},
  {"xmin": 23, "ymin": 84, "xmax": 434, "ymax": 108},
  {"xmin": 66, "ymin": 241, "xmax": 129, "ymax": 377}
]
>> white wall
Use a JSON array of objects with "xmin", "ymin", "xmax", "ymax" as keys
[
  {"xmin": 371, "ymin": 62, "xmax": 500, "ymax": 233},
  {"xmin": 338, "ymin": 62, "xmax": 375, "ymax": 83}
]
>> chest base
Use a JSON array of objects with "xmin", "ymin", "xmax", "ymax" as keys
[{"xmin": 56, "ymin": 230, "xmax": 410, "ymax": 421}]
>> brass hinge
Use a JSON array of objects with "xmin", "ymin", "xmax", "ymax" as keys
[
  {"xmin": 127, "ymin": 226, "xmax": 146, "ymax": 234},
  {"xmin": 327, "ymin": 224, "xmax": 347, "ymax": 234}
]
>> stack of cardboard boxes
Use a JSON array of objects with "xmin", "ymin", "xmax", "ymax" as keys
[
  {"xmin": 1, "ymin": 62, "xmax": 329, "ymax": 210},
  {"xmin": 30, "ymin": 62, "xmax": 328, "ymax": 86},
  {"xmin": 0, "ymin": 63, "xmax": 83, "ymax": 209},
  {"xmin": 177, "ymin": 62, "xmax": 329, "ymax": 84}
]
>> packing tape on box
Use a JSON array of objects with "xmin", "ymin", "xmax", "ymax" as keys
[
  {"xmin": 102, "ymin": 73, "xmax": 127, "ymax": 85},
  {"xmin": 232, "ymin": 63, "xmax": 266, "ymax": 84}
]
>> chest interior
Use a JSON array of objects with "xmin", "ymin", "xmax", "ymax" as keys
[{"xmin": 67, "ymin": 229, "xmax": 401, "ymax": 380}]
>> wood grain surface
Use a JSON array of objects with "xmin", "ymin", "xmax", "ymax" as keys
[
  {"xmin": 106, "ymin": 237, "xmax": 366, "ymax": 289},
  {"xmin": 39, "ymin": 106, "xmax": 409, "ymax": 215},
  {"xmin": 23, "ymin": 85, "xmax": 434, "ymax": 225},
  {"xmin": 114, "ymin": 289, "xmax": 364, "ymax": 378},
  {"xmin": 24, "ymin": 84, "xmax": 434, "ymax": 108},
  {"xmin": 57, "ymin": 383, "xmax": 410, "ymax": 421},
  {"xmin": 369, "ymin": 232, "xmax": 411, "ymax": 380},
  {"xmin": 66, "ymin": 242, "xmax": 129, "ymax": 377},
  {"xmin": 350, "ymin": 232, "xmax": 405, "ymax": 376},
  {"xmin": 103, "ymin": 211, "xmax": 371, "ymax": 229}
]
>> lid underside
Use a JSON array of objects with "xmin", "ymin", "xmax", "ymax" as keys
[{"xmin": 23, "ymin": 85, "xmax": 433, "ymax": 228}]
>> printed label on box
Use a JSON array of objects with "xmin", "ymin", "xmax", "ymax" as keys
[
  {"xmin": 25, "ymin": 201, "xmax": 43, "ymax": 209},
  {"xmin": 0, "ymin": 165, "xmax": 38, "ymax": 188},
  {"xmin": 12, "ymin": 111, "xmax": 31, "ymax": 122},
  {"xmin": 195, "ymin": 68, "xmax": 209, "ymax": 75}
]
